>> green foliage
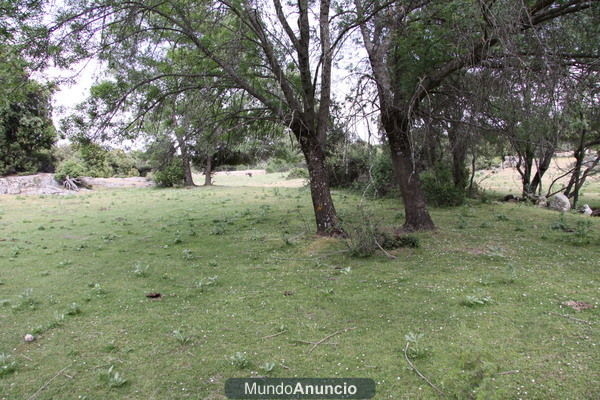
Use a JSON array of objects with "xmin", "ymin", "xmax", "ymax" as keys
[
  {"xmin": 326, "ymin": 142, "xmax": 370, "ymax": 188},
  {"xmin": 172, "ymin": 330, "xmax": 192, "ymax": 345},
  {"xmin": 101, "ymin": 366, "xmax": 127, "ymax": 388},
  {"xmin": 0, "ymin": 353, "xmax": 17, "ymax": 377},
  {"xmin": 286, "ymin": 167, "xmax": 308, "ymax": 180},
  {"xmin": 462, "ymin": 295, "xmax": 493, "ymax": 307},
  {"xmin": 265, "ymin": 158, "xmax": 297, "ymax": 173},
  {"xmin": 421, "ymin": 165, "xmax": 466, "ymax": 207},
  {"xmin": 54, "ymin": 159, "xmax": 87, "ymax": 183},
  {"xmin": 404, "ymin": 332, "xmax": 429, "ymax": 360},
  {"xmin": 153, "ymin": 160, "xmax": 184, "ymax": 187},
  {"xmin": 369, "ymin": 150, "xmax": 395, "ymax": 197},
  {"xmin": 0, "ymin": 47, "xmax": 57, "ymax": 176},
  {"xmin": 573, "ymin": 220, "xmax": 593, "ymax": 246},
  {"xmin": 230, "ymin": 352, "xmax": 249, "ymax": 369},
  {"xmin": 259, "ymin": 362, "xmax": 276, "ymax": 373},
  {"xmin": 345, "ymin": 207, "xmax": 417, "ymax": 257}
]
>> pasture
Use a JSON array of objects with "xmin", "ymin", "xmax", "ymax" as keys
[{"xmin": 0, "ymin": 179, "xmax": 598, "ymax": 399}]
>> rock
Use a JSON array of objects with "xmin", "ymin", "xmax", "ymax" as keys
[
  {"xmin": 548, "ymin": 193, "xmax": 570, "ymax": 212},
  {"xmin": 581, "ymin": 204, "xmax": 592, "ymax": 216},
  {"xmin": 536, "ymin": 196, "xmax": 548, "ymax": 208}
]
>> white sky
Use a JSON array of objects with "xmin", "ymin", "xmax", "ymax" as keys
[{"xmin": 40, "ymin": 2, "xmax": 376, "ymax": 148}]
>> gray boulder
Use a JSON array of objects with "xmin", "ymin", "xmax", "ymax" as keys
[
  {"xmin": 581, "ymin": 204, "xmax": 592, "ymax": 216},
  {"xmin": 548, "ymin": 193, "xmax": 571, "ymax": 212}
]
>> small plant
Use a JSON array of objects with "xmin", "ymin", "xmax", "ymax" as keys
[
  {"xmin": 90, "ymin": 283, "xmax": 107, "ymax": 296},
  {"xmin": 0, "ymin": 353, "xmax": 17, "ymax": 377},
  {"xmin": 495, "ymin": 214, "xmax": 509, "ymax": 222},
  {"xmin": 194, "ymin": 276, "xmax": 219, "ymax": 291},
  {"xmin": 462, "ymin": 295, "xmax": 493, "ymax": 307},
  {"xmin": 132, "ymin": 262, "xmax": 150, "ymax": 277},
  {"xmin": 172, "ymin": 329, "xmax": 192, "ymax": 345},
  {"xmin": 498, "ymin": 264, "xmax": 517, "ymax": 284},
  {"xmin": 66, "ymin": 303, "xmax": 82, "ymax": 316},
  {"xmin": 210, "ymin": 224, "xmax": 226, "ymax": 235},
  {"xmin": 230, "ymin": 352, "xmax": 250, "ymax": 369},
  {"xmin": 550, "ymin": 214, "xmax": 570, "ymax": 231},
  {"xmin": 14, "ymin": 288, "xmax": 37, "ymax": 310},
  {"xmin": 101, "ymin": 365, "xmax": 128, "ymax": 388},
  {"xmin": 260, "ymin": 362, "xmax": 276, "ymax": 373},
  {"xmin": 182, "ymin": 249, "xmax": 194, "ymax": 260},
  {"xmin": 404, "ymin": 332, "xmax": 428, "ymax": 360},
  {"xmin": 572, "ymin": 220, "xmax": 593, "ymax": 245}
]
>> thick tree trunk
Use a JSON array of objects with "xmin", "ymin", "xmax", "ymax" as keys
[
  {"xmin": 176, "ymin": 136, "xmax": 195, "ymax": 187},
  {"xmin": 515, "ymin": 148, "xmax": 534, "ymax": 197},
  {"xmin": 294, "ymin": 126, "xmax": 343, "ymax": 236},
  {"xmin": 204, "ymin": 155, "xmax": 213, "ymax": 186},
  {"xmin": 384, "ymin": 114, "xmax": 435, "ymax": 232},
  {"xmin": 529, "ymin": 146, "xmax": 555, "ymax": 195}
]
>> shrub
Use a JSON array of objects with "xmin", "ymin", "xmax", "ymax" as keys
[
  {"xmin": 420, "ymin": 165, "xmax": 465, "ymax": 207},
  {"xmin": 54, "ymin": 160, "xmax": 87, "ymax": 183},
  {"xmin": 153, "ymin": 160, "xmax": 184, "ymax": 187},
  {"xmin": 369, "ymin": 151, "xmax": 395, "ymax": 197},
  {"xmin": 326, "ymin": 143, "xmax": 370, "ymax": 188},
  {"xmin": 286, "ymin": 167, "xmax": 308, "ymax": 179},
  {"xmin": 265, "ymin": 158, "xmax": 297, "ymax": 173}
]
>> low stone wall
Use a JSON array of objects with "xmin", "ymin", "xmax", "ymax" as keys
[{"xmin": 0, "ymin": 173, "xmax": 67, "ymax": 195}]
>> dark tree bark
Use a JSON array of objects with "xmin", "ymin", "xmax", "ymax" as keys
[
  {"xmin": 293, "ymin": 122, "xmax": 343, "ymax": 236},
  {"xmin": 204, "ymin": 154, "xmax": 213, "ymax": 186},
  {"xmin": 383, "ymin": 113, "xmax": 435, "ymax": 231},
  {"xmin": 529, "ymin": 145, "xmax": 555, "ymax": 195},
  {"xmin": 176, "ymin": 135, "xmax": 195, "ymax": 186},
  {"xmin": 564, "ymin": 126, "xmax": 600, "ymax": 208},
  {"xmin": 448, "ymin": 121, "xmax": 468, "ymax": 190}
]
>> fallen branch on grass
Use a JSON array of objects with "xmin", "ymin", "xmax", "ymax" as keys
[
  {"xmin": 293, "ymin": 340, "xmax": 338, "ymax": 346},
  {"xmin": 374, "ymin": 238, "xmax": 397, "ymax": 259},
  {"xmin": 27, "ymin": 365, "xmax": 71, "ymax": 400},
  {"xmin": 307, "ymin": 327, "xmax": 356, "ymax": 354},
  {"xmin": 549, "ymin": 312, "xmax": 594, "ymax": 325},
  {"xmin": 403, "ymin": 342, "xmax": 445, "ymax": 397},
  {"xmin": 262, "ymin": 330, "xmax": 287, "ymax": 339}
]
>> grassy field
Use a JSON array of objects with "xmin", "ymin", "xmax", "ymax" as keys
[
  {"xmin": 0, "ymin": 180, "xmax": 598, "ymax": 399},
  {"xmin": 476, "ymin": 157, "xmax": 600, "ymax": 208}
]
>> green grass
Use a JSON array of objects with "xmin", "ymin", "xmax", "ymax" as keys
[{"xmin": 0, "ymin": 185, "xmax": 598, "ymax": 399}]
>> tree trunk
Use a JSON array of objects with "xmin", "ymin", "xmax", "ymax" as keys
[
  {"xmin": 515, "ymin": 147, "xmax": 534, "ymax": 197},
  {"xmin": 384, "ymin": 114, "xmax": 435, "ymax": 232},
  {"xmin": 204, "ymin": 155, "xmax": 213, "ymax": 186},
  {"xmin": 294, "ymin": 126, "xmax": 343, "ymax": 236},
  {"xmin": 448, "ymin": 123, "xmax": 467, "ymax": 190},
  {"xmin": 177, "ymin": 136, "xmax": 195, "ymax": 186},
  {"xmin": 529, "ymin": 145, "xmax": 555, "ymax": 195}
]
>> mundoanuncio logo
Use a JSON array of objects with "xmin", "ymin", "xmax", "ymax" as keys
[{"xmin": 225, "ymin": 378, "xmax": 376, "ymax": 399}]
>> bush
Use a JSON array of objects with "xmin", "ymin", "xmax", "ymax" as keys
[
  {"xmin": 369, "ymin": 151, "xmax": 395, "ymax": 197},
  {"xmin": 54, "ymin": 160, "xmax": 87, "ymax": 183},
  {"xmin": 153, "ymin": 160, "xmax": 184, "ymax": 187},
  {"xmin": 265, "ymin": 158, "xmax": 297, "ymax": 173},
  {"xmin": 420, "ymin": 165, "xmax": 465, "ymax": 207},
  {"xmin": 326, "ymin": 143, "xmax": 370, "ymax": 188},
  {"xmin": 286, "ymin": 167, "xmax": 308, "ymax": 179}
]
